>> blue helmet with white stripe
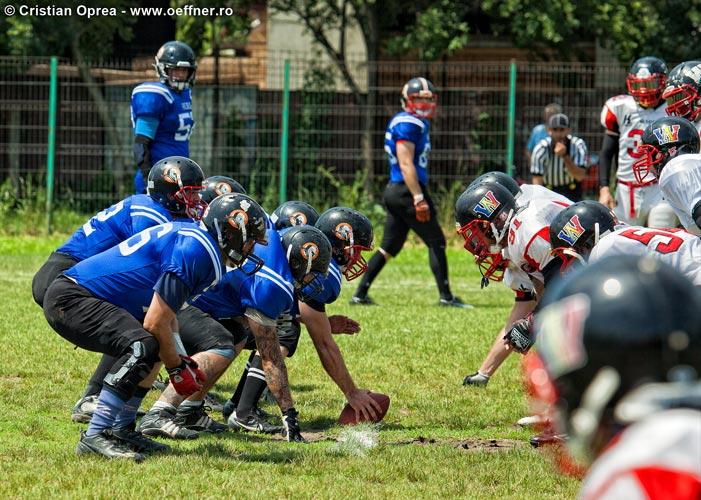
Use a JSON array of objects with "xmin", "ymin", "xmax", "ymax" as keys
[
  {"xmin": 147, "ymin": 156, "xmax": 206, "ymax": 219},
  {"xmin": 203, "ymin": 193, "xmax": 268, "ymax": 272}
]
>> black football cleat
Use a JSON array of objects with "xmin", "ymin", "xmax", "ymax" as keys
[
  {"xmin": 228, "ymin": 410, "xmax": 284, "ymax": 434},
  {"xmin": 76, "ymin": 430, "xmax": 145, "ymax": 462},
  {"xmin": 350, "ymin": 295, "xmax": 375, "ymax": 306},
  {"xmin": 175, "ymin": 403, "xmax": 228, "ymax": 433},
  {"xmin": 529, "ymin": 432, "xmax": 568, "ymax": 448},
  {"xmin": 112, "ymin": 424, "xmax": 170, "ymax": 454},
  {"xmin": 137, "ymin": 408, "xmax": 199, "ymax": 440},
  {"xmin": 439, "ymin": 296, "xmax": 474, "ymax": 309}
]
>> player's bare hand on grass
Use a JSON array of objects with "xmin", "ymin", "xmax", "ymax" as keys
[{"xmin": 328, "ymin": 315, "xmax": 361, "ymax": 335}]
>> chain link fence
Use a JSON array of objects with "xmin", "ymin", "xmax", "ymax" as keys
[{"xmin": 0, "ymin": 54, "xmax": 628, "ymax": 214}]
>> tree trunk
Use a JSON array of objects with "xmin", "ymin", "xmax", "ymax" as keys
[{"xmin": 360, "ymin": 5, "xmax": 380, "ymax": 198}]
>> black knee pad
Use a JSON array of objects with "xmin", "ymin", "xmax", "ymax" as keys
[{"xmin": 103, "ymin": 336, "xmax": 160, "ymax": 400}]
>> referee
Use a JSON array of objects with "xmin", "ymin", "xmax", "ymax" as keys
[
  {"xmin": 351, "ymin": 77, "xmax": 469, "ymax": 308},
  {"xmin": 530, "ymin": 113, "xmax": 588, "ymax": 201}
]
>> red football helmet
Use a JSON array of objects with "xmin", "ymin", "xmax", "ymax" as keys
[{"xmin": 626, "ymin": 57, "xmax": 668, "ymax": 108}]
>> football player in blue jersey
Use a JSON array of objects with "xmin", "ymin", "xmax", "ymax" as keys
[
  {"xmin": 137, "ymin": 225, "xmax": 332, "ymax": 442},
  {"xmin": 224, "ymin": 207, "xmax": 383, "ymax": 430},
  {"xmin": 132, "ymin": 41, "xmax": 197, "ymax": 193},
  {"xmin": 351, "ymin": 77, "xmax": 470, "ymax": 308},
  {"xmin": 42, "ymin": 193, "xmax": 267, "ymax": 460}
]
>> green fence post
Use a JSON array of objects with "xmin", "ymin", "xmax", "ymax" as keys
[
  {"xmin": 506, "ymin": 59, "xmax": 517, "ymax": 177},
  {"xmin": 46, "ymin": 56, "xmax": 58, "ymax": 234},
  {"xmin": 279, "ymin": 59, "xmax": 290, "ymax": 204}
]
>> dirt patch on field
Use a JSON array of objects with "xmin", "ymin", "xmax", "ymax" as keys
[{"xmin": 398, "ymin": 436, "xmax": 524, "ymax": 452}]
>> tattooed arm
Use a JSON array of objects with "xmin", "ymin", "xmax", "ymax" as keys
[{"xmin": 245, "ymin": 308, "xmax": 294, "ymax": 412}]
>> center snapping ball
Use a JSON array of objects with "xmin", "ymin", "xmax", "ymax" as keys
[{"xmin": 338, "ymin": 392, "xmax": 390, "ymax": 425}]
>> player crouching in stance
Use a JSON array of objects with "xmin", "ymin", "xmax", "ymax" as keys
[
  {"xmin": 632, "ymin": 116, "xmax": 701, "ymax": 235},
  {"xmin": 138, "ymin": 224, "xmax": 332, "ymax": 442},
  {"xmin": 42, "ymin": 194, "xmax": 267, "ymax": 460},
  {"xmin": 455, "ymin": 182, "xmax": 570, "ymax": 387},
  {"xmin": 526, "ymin": 255, "xmax": 701, "ymax": 498}
]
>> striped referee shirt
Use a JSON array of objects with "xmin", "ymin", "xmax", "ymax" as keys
[{"xmin": 530, "ymin": 135, "xmax": 588, "ymax": 187}]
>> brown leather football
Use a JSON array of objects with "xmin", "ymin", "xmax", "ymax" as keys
[{"xmin": 338, "ymin": 392, "xmax": 390, "ymax": 425}]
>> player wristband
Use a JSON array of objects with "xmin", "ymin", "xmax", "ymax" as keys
[{"xmin": 413, "ymin": 193, "xmax": 425, "ymax": 204}]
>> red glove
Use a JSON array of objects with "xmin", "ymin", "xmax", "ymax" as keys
[
  {"xmin": 414, "ymin": 199, "xmax": 431, "ymax": 222},
  {"xmin": 166, "ymin": 356, "xmax": 206, "ymax": 396}
]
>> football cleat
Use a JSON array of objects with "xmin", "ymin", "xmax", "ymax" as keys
[
  {"xmin": 439, "ymin": 296, "xmax": 474, "ymax": 309},
  {"xmin": 222, "ymin": 399, "xmax": 236, "ymax": 421},
  {"xmin": 203, "ymin": 392, "xmax": 225, "ymax": 413},
  {"xmin": 175, "ymin": 404, "xmax": 228, "ymax": 433},
  {"xmin": 76, "ymin": 430, "xmax": 145, "ymax": 462},
  {"xmin": 462, "ymin": 372, "xmax": 489, "ymax": 387},
  {"xmin": 529, "ymin": 431, "xmax": 568, "ymax": 448},
  {"xmin": 71, "ymin": 395, "xmax": 98, "ymax": 423},
  {"xmin": 137, "ymin": 408, "xmax": 199, "ymax": 440},
  {"xmin": 112, "ymin": 423, "xmax": 170, "ymax": 454},
  {"xmin": 516, "ymin": 415, "xmax": 548, "ymax": 428},
  {"xmin": 282, "ymin": 408, "xmax": 306, "ymax": 443},
  {"xmin": 227, "ymin": 410, "xmax": 284, "ymax": 434},
  {"xmin": 349, "ymin": 295, "xmax": 375, "ymax": 306}
]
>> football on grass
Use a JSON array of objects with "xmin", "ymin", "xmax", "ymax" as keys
[{"xmin": 338, "ymin": 392, "xmax": 390, "ymax": 425}]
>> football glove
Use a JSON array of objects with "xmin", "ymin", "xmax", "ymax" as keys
[
  {"xmin": 504, "ymin": 315, "xmax": 534, "ymax": 354},
  {"xmin": 166, "ymin": 355, "xmax": 206, "ymax": 396},
  {"xmin": 414, "ymin": 199, "xmax": 431, "ymax": 222},
  {"xmin": 282, "ymin": 407, "xmax": 305, "ymax": 443}
]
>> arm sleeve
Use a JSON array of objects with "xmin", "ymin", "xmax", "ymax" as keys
[
  {"xmin": 134, "ymin": 117, "xmax": 159, "ymax": 140},
  {"xmin": 154, "ymin": 272, "xmax": 191, "ymax": 314},
  {"xmin": 598, "ymin": 133, "xmax": 619, "ymax": 187},
  {"xmin": 134, "ymin": 134, "xmax": 153, "ymax": 178}
]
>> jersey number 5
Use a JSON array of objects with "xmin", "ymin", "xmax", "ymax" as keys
[
  {"xmin": 619, "ymin": 227, "xmax": 683, "ymax": 254},
  {"xmin": 174, "ymin": 112, "xmax": 194, "ymax": 141}
]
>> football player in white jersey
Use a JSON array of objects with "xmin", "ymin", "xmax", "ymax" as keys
[
  {"xmin": 662, "ymin": 60, "xmax": 701, "ymax": 132},
  {"xmin": 633, "ymin": 116, "xmax": 701, "ymax": 235},
  {"xmin": 455, "ymin": 182, "xmax": 570, "ymax": 387},
  {"xmin": 526, "ymin": 254, "xmax": 701, "ymax": 499},
  {"xmin": 598, "ymin": 56, "xmax": 676, "ymax": 228},
  {"xmin": 550, "ymin": 200, "xmax": 701, "ymax": 286},
  {"xmin": 466, "ymin": 170, "xmax": 571, "ymax": 209}
]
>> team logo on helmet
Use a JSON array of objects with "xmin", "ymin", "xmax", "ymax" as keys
[
  {"xmin": 652, "ymin": 124, "xmax": 681, "ymax": 145},
  {"xmin": 228, "ymin": 209, "xmax": 248, "ymax": 229},
  {"xmin": 163, "ymin": 166, "xmax": 181, "ymax": 184},
  {"xmin": 289, "ymin": 212, "xmax": 308, "ymax": 226},
  {"xmin": 333, "ymin": 222, "xmax": 353, "ymax": 241},
  {"xmin": 474, "ymin": 191, "xmax": 501, "ymax": 217},
  {"xmin": 215, "ymin": 181, "xmax": 232, "ymax": 196},
  {"xmin": 536, "ymin": 293, "xmax": 591, "ymax": 378},
  {"xmin": 301, "ymin": 242, "xmax": 319, "ymax": 261},
  {"xmin": 557, "ymin": 214, "xmax": 585, "ymax": 246}
]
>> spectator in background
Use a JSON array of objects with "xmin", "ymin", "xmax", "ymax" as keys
[
  {"xmin": 524, "ymin": 103, "xmax": 563, "ymax": 166},
  {"xmin": 530, "ymin": 113, "xmax": 588, "ymax": 201}
]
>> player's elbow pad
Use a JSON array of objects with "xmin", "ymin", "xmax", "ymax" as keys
[{"xmin": 693, "ymin": 200, "xmax": 701, "ymax": 232}]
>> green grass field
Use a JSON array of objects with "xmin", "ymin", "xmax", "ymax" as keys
[{"xmin": 0, "ymin": 235, "xmax": 579, "ymax": 498}]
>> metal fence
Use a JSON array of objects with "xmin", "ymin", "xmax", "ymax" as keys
[{"xmin": 0, "ymin": 54, "xmax": 628, "ymax": 214}]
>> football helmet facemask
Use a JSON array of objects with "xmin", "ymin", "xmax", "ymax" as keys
[
  {"xmin": 315, "ymin": 207, "xmax": 374, "ymax": 281},
  {"xmin": 147, "ymin": 156, "xmax": 206, "ymax": 220},
  {"xmin": 455, "ymin": 182, "xmax": 517, "ymax": 285},
  {"xmin": 632, "ymin": 116, "xmax": 701, "ymax": 183}
]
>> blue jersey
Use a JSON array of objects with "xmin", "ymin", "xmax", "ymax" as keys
[
  {"xmin": 191, "ymin": 228, "xmax": 296, "ymax": 321},
  {"xmin": 302, "ymin": 260, "xmax": 343, "ymax": 305},
  {"xmin": 57, "ymin": 195, "xmax": 176, "ymax": 262},
  {"xmin": 130, "ymin": 82, "xmax": 194, "ymax": 165},
  {"xmin": 384, "ymin": 111, "xmax": 431, "ymax": 185},
  {"xmin": 66, "ymin": 222, "xmax": 223, "ymax": 321}
]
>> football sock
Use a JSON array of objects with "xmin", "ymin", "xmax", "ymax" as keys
[
  {"xmin": 355, "ymin": 251, "xmax": 386, "ymax": 298},
  {"xmin": 428, "ymin": 243, "xmax": 452, "ymax": 299},
  {"xmin": 229, "ymin": 351, "xmax": 256, "ymax": 406},
  {"xmin": 113, "ymin": 387, "xmax": 148, "ymax": 429},
  {"xmin": 236, "ymin": 354, "xmax": 267, "ymax": 418},
  {"xmin": 86, "ymin": 387, "xmax": 125, "ymax": 436},
  {"xmin": 83, "ymin": 354, "xmax": 118, "ymax": 397}
]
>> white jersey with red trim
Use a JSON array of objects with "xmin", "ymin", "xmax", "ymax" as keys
[
  {"xmin": 600, "ymin": 95, "xmax": 667, "ymax": 182},
  {"xmin": 589, "ymin": 225, "xmax": 701, "ymax": 285},
  {"xmin": 517, "ymin": 184, "xmax": 572, "ymax": 208},
  {"xmin": 659, "ymin": 153, "xmax": 701, "ymax": 236},
  {"xmin": 579, "ymin": 409, "xmax": 701, "ymax": 500},
  {"xmin": 502, "ymin": 198, "xmax": 570, "ymax": 291}
]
